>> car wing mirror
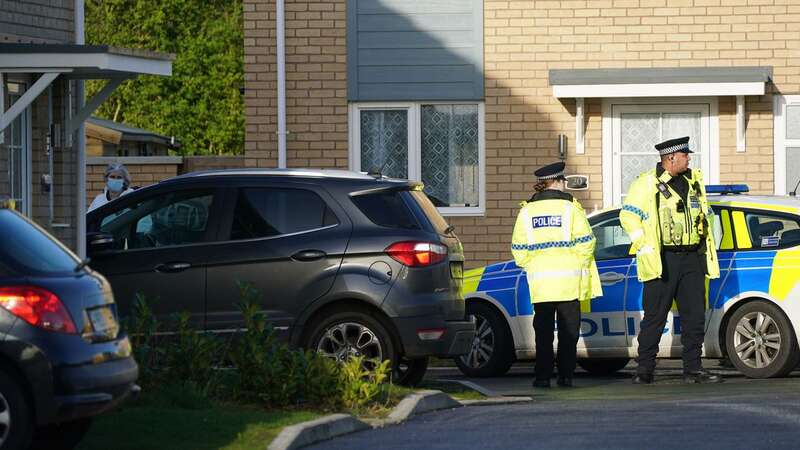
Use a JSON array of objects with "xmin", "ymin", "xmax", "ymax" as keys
[
  {"xmin": 565, "ymin": 175, "xmax": 589, "ymax": 191},
  {"xmin": 87, "ymin": 232, "xmax": 115, "ymax": 255}
]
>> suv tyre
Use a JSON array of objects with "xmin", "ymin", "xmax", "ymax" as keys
[{"xmin": 307, "ymin": 308, "xmax": 398, "ymax": 373}]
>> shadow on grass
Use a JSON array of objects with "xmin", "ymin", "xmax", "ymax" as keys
[{"xmin": 76, "ymin": 389, "xmax": 319, "ymax": 450}]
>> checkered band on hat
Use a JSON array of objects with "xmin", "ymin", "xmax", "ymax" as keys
[
  {"xmin": 658, "ymin": 142, "xmax": 690, "ymax": 156},
  {"xmin": 538, "ymin": 170, "xmax": 565, "ymax": 181}
]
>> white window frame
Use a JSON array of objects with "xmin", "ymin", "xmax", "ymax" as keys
[
  {"xmin": 774, "ymin": 95, "xmax": 800, "ymax": 195},
  {"xmin": 348, "ymin": 101, "xmax": 486, "ymax": 216},
  {"xmin": 3, "ymin": 78, "xmax": 32, "ymax": 216},
  {"xmin": 601, "ymin": 97, "xmax": 720, "ymax": 207}
]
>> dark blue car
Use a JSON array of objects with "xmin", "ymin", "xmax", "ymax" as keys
[{"xmin": 0, "ymin": 203, "xmax": 138, "ymax": 450}]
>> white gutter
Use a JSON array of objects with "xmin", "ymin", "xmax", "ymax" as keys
[
  {"xmin": 76, "ymin": 0, "xmax": 87, "ymax": 258},
  {"xmin": 276, "ymin": 0, "xmax": 287, "ymax": 168}
]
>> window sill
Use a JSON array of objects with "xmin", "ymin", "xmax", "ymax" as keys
[{"xmin": 438, "ymin": 207, "xmax": 485, "ymax": 217}]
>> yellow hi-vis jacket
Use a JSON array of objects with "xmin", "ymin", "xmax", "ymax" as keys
[
  {"xmin": 619, "ymin": 167, "xmax": 720, "ymax": 282},
  {"xmin": 511, "ymin": 190, "xmax": 602, "ymax": 303}
]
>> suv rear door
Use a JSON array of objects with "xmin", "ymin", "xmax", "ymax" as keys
[
  {"xmin": 87, "ymin": 184, "xmax": 225, "ymax": 328},
  {"xmin": 204, "ymin": 180, "xmax": 351, "ymax": 339}
]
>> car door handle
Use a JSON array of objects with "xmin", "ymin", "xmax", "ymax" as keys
[
  {"xmin": 291, "ymin": 250, "xmax": 327, "ymax": 261},
  {"xmin": 600, "ymin": 272, "xmax": 626, "ymax": 285},
  {"xmin": 154, "ymin": 262, "xmax": 192, "ymax": 273}
]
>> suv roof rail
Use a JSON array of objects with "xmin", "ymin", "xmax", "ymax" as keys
[{"xmin": 172, "ymin": 168, "xmax": 379, "ymax": 181}]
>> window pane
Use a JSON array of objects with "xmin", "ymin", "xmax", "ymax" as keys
[
  {"xmin": 620, "ymin": 113, "xmax": 659, "ymax": 153},
  {"xmin": 787, "ymin": 105, "xmax": 800, "ymax": 139},
  {"xmin": 591, "ymin": 215, "xmax": 631, "ymax": 260},
  {"xmin": 421, "ymin": 104, "xmax": 479, "ymax": 207},
  {"xmin": 0, "ymin": 210, "xmax": 79, "ymax": 274},
  {"xmin": 351, "ymin": 191, "xmax": 420, "ymax": 230},
  {"xmin": 230, "ymin": 188, "xmax": 336, "ymax": 240},
  {"xmin": 100, "ymin": 192, "xmax": 213, "ymax": 249},
  {"xmin": 787, "ymin": 147, "xmax": 800, "ymax": 194},
  {"xmin": 621, "ymin": 154, "xmax": 660, "ymax": 196},
  {"xmin": 360, "ymin": 110, "xmax": 408, "ymax": 179},
  {"xmin": 743, "ymin": 211, "xmax": 800, "ymax": 249}
]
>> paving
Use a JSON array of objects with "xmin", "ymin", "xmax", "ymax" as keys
[{"xmin": 307, "ymin": 360, "xmax": 800, "ymax": 450}]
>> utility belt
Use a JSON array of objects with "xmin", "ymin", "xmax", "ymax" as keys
[{"xmin": 662, "ymin": 244, "xmax": 700, "ymax": 253}]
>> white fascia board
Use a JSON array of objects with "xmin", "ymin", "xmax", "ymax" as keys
[
  {"xmin": 553, "ymin": 82, "xmax": 765, "ymax": 98},
  {"xmin": 0, "ymin": 53, "xmax": 171, "ymax": 76}
]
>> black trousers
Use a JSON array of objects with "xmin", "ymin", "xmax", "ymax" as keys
[
  {"xmin": 636, "ymin": 251, "xmax": 706, "ymax": 374},
  {"xmin": 533, "ymin": 300, "xmax": 580, "ymax": 380}
]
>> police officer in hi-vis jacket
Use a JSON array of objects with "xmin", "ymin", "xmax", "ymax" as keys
[
  {"xmin": 512, "ymin": 161, "xmax": 602, "ymax": 388},
  {"xmin": 620, "ymin": 136, "xmax": 723, "ymax": 385}
]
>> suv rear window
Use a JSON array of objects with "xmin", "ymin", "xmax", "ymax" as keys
[
  {"xmin": 409, "ymin": 190, "xmax": 451, "ymax": 235},
  {"xmin": 351, "ymin": 191, "xmax": 420, "ymax": 230},
  {"xmin": 231, "ymin": 188, "xmax": 338, "ymax": 240},
  {"xmin": 0, "ymin": 210, "xmax": 79, "ymax": 274}
]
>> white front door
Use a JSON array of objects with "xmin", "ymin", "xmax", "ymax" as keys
[{"xmin": 610, "ymin": 103, "xmax": 714, "ymax": 205}]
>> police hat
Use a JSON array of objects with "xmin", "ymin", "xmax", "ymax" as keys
[
  {"xmin": 534, "ymin": 161, "xmax": 566, "ymax": 181},
  {"xmin": 655, "ymin": 136, "xmax": 693, "ymax": 156}
]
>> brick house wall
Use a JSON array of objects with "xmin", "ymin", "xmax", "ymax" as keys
[
  {"xmin": 244, "ymin": 0, "xmax": 800, "ymax": 268},
  {"xmin": 86, "ymin": 156, "xmax": 246, "ymax": 206},
  {"xmin": 243, "ymin": 0, "xmax": 349, "ymax": 169}
]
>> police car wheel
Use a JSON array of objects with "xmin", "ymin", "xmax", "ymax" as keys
[
  {"xmin": 577, "ymin": 358, "xmax": 630, "ymax": 376},
  {"xmin": 307, "ymin": 309, "xmax": 397, "ymax": 377},
  {"xmin": 454, "ymin": 302, "xmax": 514, "ymax": 377},
  {"xmin": 725, "ymin": 301, "xmax": 800, "ymax": 379},
  {"xmin": 393, "ymin": 357, "xmax": 429, "ymax": 387}
]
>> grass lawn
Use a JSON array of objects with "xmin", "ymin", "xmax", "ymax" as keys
[
  {"xmin": 77, "ymin": 396, "xmax": 319, "ymax": 450},
  {"xmin": 77, "ymin": 377, "xmax": 483, "ymax": 449}
]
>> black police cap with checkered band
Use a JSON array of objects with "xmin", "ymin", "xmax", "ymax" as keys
[
  {"xmin": 534, "ymin": 161, "xmax": 566, "ymax": 181},
  {"xmin": 655, "ymin": 136, "xmax": 693, "ymax": 156}
]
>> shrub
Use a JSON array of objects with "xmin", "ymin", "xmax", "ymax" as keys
[{"xmin": 127, "ymin": 282, "xmax": 394, "ymax": 412}]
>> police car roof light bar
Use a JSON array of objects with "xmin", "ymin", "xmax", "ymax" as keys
[{"xmin": 705, "ymin": 184, "xmax": 749, "ymax": 195}]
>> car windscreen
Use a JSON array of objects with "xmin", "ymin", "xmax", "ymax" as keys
[
  {"xmin": 408, "ymin": 190, "xmax": 451, "ymax": 235},
  {"xmin": 351, "ymin": 190, "xmax": 421, "ymax": 230},
  {"xmin": 0, "ymin": 210, "xmax": 80, "ymax": 274}
]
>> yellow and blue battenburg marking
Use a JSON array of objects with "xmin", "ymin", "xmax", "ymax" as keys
[{"xmin": 464, "ymin": 224, "xmax": 800, "ymax": 322}]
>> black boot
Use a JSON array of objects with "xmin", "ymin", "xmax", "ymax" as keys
[
  {"xmin": 532, "ymin": 378, "xmax": 551, "ymax": 388},
  {"xmin": 556, "ymin": 376, "xmax": 573, "ymax": 387},
  {"xmin": 632, "ymin": 372, "xmax": 654, "ymax": 384},
  {"xmin": 683, "ymin": 370, "xmax": 723, "ymax": 384}
]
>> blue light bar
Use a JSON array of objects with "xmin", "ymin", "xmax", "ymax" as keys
[{"xmin": 705, "ymin": 184, "xmax": 749, "ymax": 194}]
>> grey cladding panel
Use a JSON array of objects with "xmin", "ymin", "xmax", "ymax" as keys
[
  {"xmin": 357, "ymin": 14, "xmax": 473, "ymax": 32},
  {"xmin": 357, "ymin": 0, "xmax": 472, "ymax": 15},
  {"xmin": 358, "ymin": 83, "xmax": 476, "ymax": 102},
  {"xmin": 358, "ymin": 66, "xmax": 475, "ymax": 83},
  {"xmin": 348, "ymin": 0, "xmax": 483, "ymax": 101},
  {"xmin": 357, "ymin": 31, "xmax": 474, "ymax": 49}
]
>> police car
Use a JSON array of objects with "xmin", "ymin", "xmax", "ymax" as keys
[{"xmin": 459, "ymin": 185, "xmax": 800, "ymax": 379}]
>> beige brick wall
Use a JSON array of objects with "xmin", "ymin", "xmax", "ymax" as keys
[
  {"xmin": 181, "ymin": 156, "xmax": 246, "ymax": 174},
  {"xmin": 245, "ymin": 0, "xmax": 800, "ymax": 268},
  {"xmin": 243, "ymin": 0, "xmax": 349, "ymax": 169},
  {"xmin": 86, "ymin": 162, "xmax": 181, "ymax": 207}
]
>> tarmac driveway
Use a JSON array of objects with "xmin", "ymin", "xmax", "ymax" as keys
[{"xmin": 308, "ymin": 360, "xmax": 800, "ymax": 450}]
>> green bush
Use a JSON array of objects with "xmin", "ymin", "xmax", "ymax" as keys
[
  {"xmin": 126, "ymin": 282, "xmax": 394, "ymax": 412},
  {"xmin": 161, "ymin": 312, "xmax": 223, "ymax": 396},
  {"xmin": 339, "ymin": 356, "xmax": 392, "ymax": 411}
]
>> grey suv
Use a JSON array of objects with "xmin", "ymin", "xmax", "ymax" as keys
[{"xmin": 85, "ymin": 169, "xmax": 475, "ymax": 385}]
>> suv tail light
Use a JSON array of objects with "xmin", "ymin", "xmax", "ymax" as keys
[
  {"xmin": 0, "ymin": 286, "xmax": 77, "ymax": 334},
  {"xmin": 386, "ymin": 241, "xmax": 448, "ymax": 267}
]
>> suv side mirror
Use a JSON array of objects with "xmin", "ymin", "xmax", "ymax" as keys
[
  {"xmin": 87, "ymin": 232, "xmax": 115, "ymax": 255},
  {"xmin": 565, "ymin": 175, "xmax": 589, "ymax": 191}
]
